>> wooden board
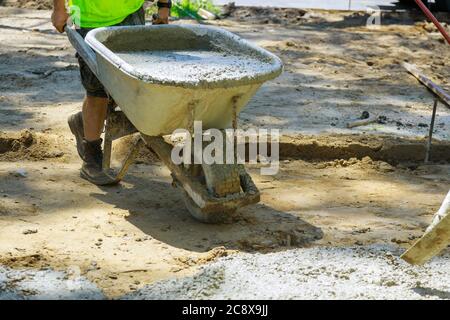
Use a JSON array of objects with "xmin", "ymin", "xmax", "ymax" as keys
[
  {"xmin": 401, "ymin": 191, "xmax": 450, "ymax": 265},
  {"xmin": 403, "ymin": 62, "xmax": 450, "ymax": 108}
]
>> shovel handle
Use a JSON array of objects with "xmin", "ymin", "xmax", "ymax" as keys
[{"xmin": 64, "ymin": 24, "xmax": 99, "ymax": 77}]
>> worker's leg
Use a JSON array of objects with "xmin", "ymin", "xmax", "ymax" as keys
[
  {"xmin": 82, "ymin": 96, "xmax": 108, "ymax": 141},
  {"xmin": 69, "ymin": 96, "xmax": 115, "ymax": 186},
  {"xmin": 68, "ymin": 32, "xmax": 115, "ymax": 185},
  {"xmin": 68, "ymin": 94, "xmax": 115, "ymax": 185}
]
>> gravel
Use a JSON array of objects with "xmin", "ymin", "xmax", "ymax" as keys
[
  {"xmin": 2, "ymin": 245, "xmax": 449, "ymax": 300},
  {"xmin": 124, "ymin": 245, "xmax": 450, "ymax": 300},
  {"xmin": 0, "ymin": 266, "xmax": 105, "ymax": 300}
]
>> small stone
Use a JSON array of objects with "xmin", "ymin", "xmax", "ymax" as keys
[
  {"xmin": 315, "ymin": 163, "xmax": 327, "ymax": 169},
  {"xmin": 286, "ymin": 41, "xmax": 296, "ymax": 47},
  {"xmin": 361, "ymin": 156, "xmax": 373, "ymax": 164},
  {"xmin": 13, "ymin": 169, "xmax": 28, "ymax": 178},
  {"xmin": 391, "ymin": 238, "xmax": 407, "ymax": 244},
  {"xmin": 23, "ymin": 229, "xmax": 38, "ymax": 235},
  {"xmin": 361, "ymin": 111, "xmax": 370, "ymax": 119},
  {"xmin": 384, "ymin": 280, "xmax": 397, "ymax": 287},
  {"xmin": 378, "ymin": 162, "xmax": 395, "ymax": 172}
]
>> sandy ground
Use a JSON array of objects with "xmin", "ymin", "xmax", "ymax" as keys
[{"xmin": 0, "ymin": 5, "xmax": 449, "ymax": 299}]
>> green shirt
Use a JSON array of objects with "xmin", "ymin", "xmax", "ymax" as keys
[{"xmin": 69, "ymin": 0, "xmax": 145, "ymax": 28}]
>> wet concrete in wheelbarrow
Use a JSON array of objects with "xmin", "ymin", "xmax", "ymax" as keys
[
  {"xmin": 124, "ymin": 245, "xmax": 450, "ymax": 300},
  {"xmin": 115, "ymin": 49, "xmax": 277, "ymax": 86}
]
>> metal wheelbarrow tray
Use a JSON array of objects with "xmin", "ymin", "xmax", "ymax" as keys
[
  {"xmin": 66, "ymin": 24, "xmax": 283, "ymax": 223},
  {"xmin": 85, "ymin": 24, "xmax": 283, "ymax": 136}
]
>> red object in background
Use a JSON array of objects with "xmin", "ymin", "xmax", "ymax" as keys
[{"xmin": 414, "ymin": 0, "xmax": 450, "ymax": 44}]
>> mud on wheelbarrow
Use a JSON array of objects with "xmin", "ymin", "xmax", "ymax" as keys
[{"xmin": 65, "ymin": 24, "xmax": 283, "ymax": 223}]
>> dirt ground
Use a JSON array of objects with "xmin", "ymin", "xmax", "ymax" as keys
[{"xmin": 0, "ymin": 5, "xmax": 449, "ymax": 299}]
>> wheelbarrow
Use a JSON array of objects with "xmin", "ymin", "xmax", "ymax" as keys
[{"xmin": 65, "ymin": 24, "xmax": 283, "ymax": 223}]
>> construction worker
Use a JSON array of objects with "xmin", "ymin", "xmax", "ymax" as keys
[{"xmin": 51, "ymin": 0, "xmax": 171, "ymax": 185}]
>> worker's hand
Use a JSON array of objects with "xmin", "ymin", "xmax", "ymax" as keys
[
  {"xmin": 52, "ymin": 7, "xmax": 69, "ymax": 33},
  {"xmin": 153, "ymin": 7, "xmax": 170, "ymax": 25}
]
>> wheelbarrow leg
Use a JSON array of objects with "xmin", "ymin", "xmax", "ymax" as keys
[
  {"xmin": 103, "ymin": 126, "xmax": 113, "ymax": 171},
  {"xmin": 101, "ymin": 102, "xmax": 140, "ymax": 181},
  {"xmin": 103, "ymin": 102, "xmax": 115, "ymax": 171}
]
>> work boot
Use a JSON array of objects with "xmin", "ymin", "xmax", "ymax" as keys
[
  {"xmin": 67, "ymin": 112, "xmax": 85, "ymax": 160},
  {"xmin": 80, "ymin": 139, "xmax": 116, "ymax": 186}
]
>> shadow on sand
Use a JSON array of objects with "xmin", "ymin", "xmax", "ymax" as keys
[{"xmin": 91, "ymin": 171, "xmax": 323, "ymax": 253}]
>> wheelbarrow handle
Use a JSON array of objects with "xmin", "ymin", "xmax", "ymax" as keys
[{"xmin": 64, "ymin": 24, "xmax": 99, "ymax": 77}]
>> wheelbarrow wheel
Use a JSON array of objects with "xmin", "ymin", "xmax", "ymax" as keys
[
  {"xmin": 182, "ymin": 164, "xmax": 242, "ymax": 224},
  {"xmin": 181, "ymin": 190, "xmax": 237, "ymax": 224}
]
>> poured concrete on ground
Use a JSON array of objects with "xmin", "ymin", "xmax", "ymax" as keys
[
  {"xmin": 127, "ymin": 245, "xmax": 450, "ymax": 300},
  {"xmin": 2, "ymin": 246, "xmax": 449, "ymax": 300},
  {"xmin": 0, "ymin": 266, "xmax": 104, "ymax": 300}
]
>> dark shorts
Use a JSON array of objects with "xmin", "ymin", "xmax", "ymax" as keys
[{"xmin": 76, "ymin": 7, "xmax": 145, "ymax": 98}]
